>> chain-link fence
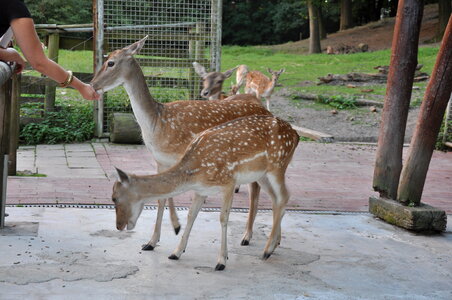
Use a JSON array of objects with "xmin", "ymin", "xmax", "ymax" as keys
[{"xmin": 94, "ymin": 0, "xmax": 222, "ymax": 136}]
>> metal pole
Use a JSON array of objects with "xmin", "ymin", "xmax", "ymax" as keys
[
  {"xmin": 93, "ymin": 0, "xmax": 105, "ymax": 137},
  {"xmin": 211, "ymin": 0, "xmax": 222, "ymax": 72}
]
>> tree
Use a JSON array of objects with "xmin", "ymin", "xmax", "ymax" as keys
[
  {"xmin": 307, "ymin": 0, "xmax": 322, "ymax": 53},
  {"xmin": 25, "ymin": 0, "xmax": 92, "ymax": 25},
  {"xmin": 339, "ymin": 0, "xmax": 353, "ymax": 30}
]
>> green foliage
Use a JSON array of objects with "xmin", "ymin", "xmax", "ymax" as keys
[
  {"xmin": 316, "ymin": 95, "xmax": 357, "ymax": 110},
  {"xmin": 20, "ymin": 100, "xmax": 94, "ymax": 145},
  {"xmin": 25, "ymin": 0, "xmax": 92, "ymax": 25},
  {"xmin": 436, "ymin": 119, "xmax": 452, "ymax": 151}
]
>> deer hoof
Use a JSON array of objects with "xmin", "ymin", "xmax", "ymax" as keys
[
  {"xmin": 215, "ymin": 264, "xmax": 225, "ymax": 271},
  {"xmin": 234, "ymin": 187, "xmax": 240, "ymax": 193},
  {"xmin": 262, "ymin": 252, "xmax": 272, "ymax": 260},
  {"xmin": 142, "ymin": 244, "xmax": 154, "ymax": 251},
  {"xmin": 174, "ymin": 226, "xmax": 181, "ymax": 235},
  {"xmin": 168, "ymin": 254, "xmax": 179, "ymax": 260},
  {"xmin": 240, "ymin": 239, "xmax": 249, "ymax": 246}
]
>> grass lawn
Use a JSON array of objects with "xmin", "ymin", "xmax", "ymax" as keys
[{"xmin": 43, "ymin": 44, "xmax": 439, "ymax": 105}]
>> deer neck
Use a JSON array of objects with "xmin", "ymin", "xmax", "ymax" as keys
[
  {"xmin": 122, "ymin": 59, "xmax": 163, "ymax": 132},
  {"xmin": 263, "ymin": 77, "xmax": 277, "ymax": 96},
  {"xmin": 134, "ymin": 168, "xmax": 193, "ymax": 201}
]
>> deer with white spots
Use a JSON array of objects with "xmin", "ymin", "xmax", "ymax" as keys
[
  {"xmin": 112, "ymin": 115, "xmax": 299, "ymax": 270},
  {"xmin": 232, "ymin": 65, "xmax": 285, "ymax": 111},
  {"xmin": 91, "ymin": 37, "xmax": 271, "ymax": 251},
  {"xmin": 192, "ymin": 62, "xmax": 262, "ymax": 106}
]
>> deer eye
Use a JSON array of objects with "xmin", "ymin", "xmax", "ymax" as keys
[{"xmin": 107, "ymin": 61, "xmax": 115, "ymax": 67}]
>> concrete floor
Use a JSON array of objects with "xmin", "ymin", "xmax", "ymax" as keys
[{"xmin": 1, "ymin": 207, "xmax": 451, "ymax": 299}]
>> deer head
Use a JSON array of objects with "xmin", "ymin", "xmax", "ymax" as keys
[
  {"xmin": 91, "ymin": 36, "xmax": 148, "ymax": 94},
  {"xmin": 268, "ymin": 68, "xmax": 285, "ymax": 83},
  {"xmin": 193, "ymin": 62, "xmax": 238, "ymax": 99},
  {"xmin": 112, "ymin": 168, "xmax": 145, "ymax": 231}
]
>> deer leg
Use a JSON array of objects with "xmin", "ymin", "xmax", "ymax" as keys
[
  {"xmin": 241, "ymin": 182, "xmax": 260, "ymax": 246},
  {"xmin": 156, "ymin": 164, "xmax": 181, "ymax": 235},
  {"xmin": 262, "ymin": 173, "xmax": 289, "ymax": 260},
  {"xmin": 167, "ymin": 198, "xmax": 181, "ymax": 234},
  {"xmin": 216, "ymin": 187, "xmax": 235, "ymax": 271},
  {"xmin": 142, "ymin": 198, "xmax": 166, "ymax": 250},
  {"xmin": 168, "ymin": 193, "xmax": 205, "ymax": 260}
]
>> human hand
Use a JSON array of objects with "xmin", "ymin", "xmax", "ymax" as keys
[
  {"xmin": 78, "ymin": 82, "xmax": 101, "ymax": 101},
  {"xmin": 3, "ymin": 48, "xmax": 26, "ymax": 73}
]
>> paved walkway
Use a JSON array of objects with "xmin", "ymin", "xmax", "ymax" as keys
[{"xmin": 7, "ymin": 142, "xmax": 452, "ymax": 213}]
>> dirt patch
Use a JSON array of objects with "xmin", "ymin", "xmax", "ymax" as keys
[
  {"xmin": 270, "ymin": 88, "xmax": 420, "ymax": 143},
  {"xmin": 266, "ymin": 5, "xmax": 440, "ymax": 142}
]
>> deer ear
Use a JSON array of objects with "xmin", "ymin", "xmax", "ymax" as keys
[
  {"xmin": 278, "ymin": 68, "xmax": 286, "ymax": 74},
  {"xmin": 223, "ymin": 66, "xmax": 238, "ymax": 78},
  {"xmin": 115, "ymin": 167, "xmax": 130, "ymax": 184},
  {"xmin": 125, "ymin": 35, "xmax": 148, "ymax": 56},
  {"xmin": 193, "ymin": 62, "xmax": 208, "ymax": 78}
]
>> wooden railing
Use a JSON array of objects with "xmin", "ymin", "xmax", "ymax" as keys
[{"xmin": 0, "ymin": 61, "xmax": 20, "ymax": 228}]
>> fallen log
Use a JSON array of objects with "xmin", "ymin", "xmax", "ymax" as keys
[
  {"xmin": 110, "ymin": 113, "xmax": 142, "ymax": 144},
  {"xmin": 318, "ymin": 64, "xmax": 429, "ymax": 85},
  {"xmin": 291, "ymin": 124, "xmax": 334, "ymax": 143},
  {"xmin": 290, "ymin": 92, "xmax": 384, "ymax": 107}
]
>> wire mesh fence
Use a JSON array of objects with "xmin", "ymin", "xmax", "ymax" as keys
[{"xmin": 97, "ymin": 0, "xmax": 222, "ymax": 135}]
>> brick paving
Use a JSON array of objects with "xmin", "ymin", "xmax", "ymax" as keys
[{"xmin": 6, "ymin": 142, "xmax": 452, "ymax": 213}]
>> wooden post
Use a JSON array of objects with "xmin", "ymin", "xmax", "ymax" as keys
[
  {"xmin": 397, "ymin": 15, "xmax": 452, "ymax": 205},
  {"xmin": 8, "ymin": 74, "xmax": 21, "ymax": 176},
  {"xmin": 0, "ymin": 61, "xmax": 13, "ymax": 228},
  {"xmin": 45, "ymin": 31, "xmax": 60, "ymax": 112},
  {"xmin": 372, "ymin": 0, "xmax": 424, "ymax": 200}
]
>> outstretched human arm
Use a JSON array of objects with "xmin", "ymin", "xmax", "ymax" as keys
[{"xmin": 10, "ymin": 18, "xmax": 99, "ymax": 100}]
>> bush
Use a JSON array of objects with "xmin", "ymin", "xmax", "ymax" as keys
[
  {"xmin": 20, "ymin": 102, "xmax": 94, "ymax": 145},
  {"xmin": 316, "ymin": 95, "xmax": 357, "ymax": 109}
]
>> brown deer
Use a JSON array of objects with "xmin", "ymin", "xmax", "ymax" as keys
[
  {"xmin": 192, "ymin": 61, "xmax": 237, "ymax": 100},
  {"xmin": 233, "ymin": 65, "xmax": 285, "ymax": 111},
  {"xmin": 192, "ymin": 62, "xmax": 262, "ymax": 106},
  {"xmin": 91, "ymin": 37, "xmax": 271, "ymax": 251},
  {"xmin": 112, "ymin": 115, "xmax": 300, "ymax": 270}
]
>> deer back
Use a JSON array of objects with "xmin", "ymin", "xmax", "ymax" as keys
[{"xmin": 177, "ymin": 115, "xmax": 300, "ymax": 186}]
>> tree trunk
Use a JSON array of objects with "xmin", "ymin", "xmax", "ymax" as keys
[
  {"xmin": 437, "ymin": 0, "xmax": 452, "ymax": 40},
  {"xmin": 340, "ymin": 0, "xmax": 353, "ymax": 30},
  {"xmin": 372, "ymin": 0, "xmax": 424, "ymax": 200},
  {"xmin": 308, "ymin": 0, "xmax": 321, "ymax": 54},
  {"xmin": 398, "ymin": 15, "xmax": 452, "ymax": 205},
  {"xmin": 319, "ymin": 5, "xmax": 327, "ymax": 39}
]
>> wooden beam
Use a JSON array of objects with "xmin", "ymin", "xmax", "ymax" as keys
[
  {"xmin": 44, "ymin": 32, "xmax": 59, "ymax": 112},
  {"xmin": 291, "ymin": 125, "xmax": 334, "ymax": 143},
  {"xmin": 397, "ymin": 15, "xmax": 452, "ymax": 205},
  {"xmin": 372, "ymin": 0, "xmax": 424, "ymax": 200},
  {"xmin": 8, "ymin": 74, "xmax": 20, "ymax": 176}
]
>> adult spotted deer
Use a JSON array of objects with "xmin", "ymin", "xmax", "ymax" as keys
[
  {"xmin": 113, "ymin": 115, "xmax": 299, "ymax": 270},
  {"xmin": 91, "ymin": 37, "xmax": 271, "ymax": 251},
  {"xmin": 233, "ymin": 65, "xmax": 285, "ymax": 111}
]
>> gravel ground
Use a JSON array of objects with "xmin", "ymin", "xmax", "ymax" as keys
[{"xmin": 270, "ymin": 88, "xmax": 421, "ymax": 143}]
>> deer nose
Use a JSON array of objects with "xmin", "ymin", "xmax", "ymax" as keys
[{"xmin": 201, "ymin": 89, "xmax": 210, "ymax": 97}]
